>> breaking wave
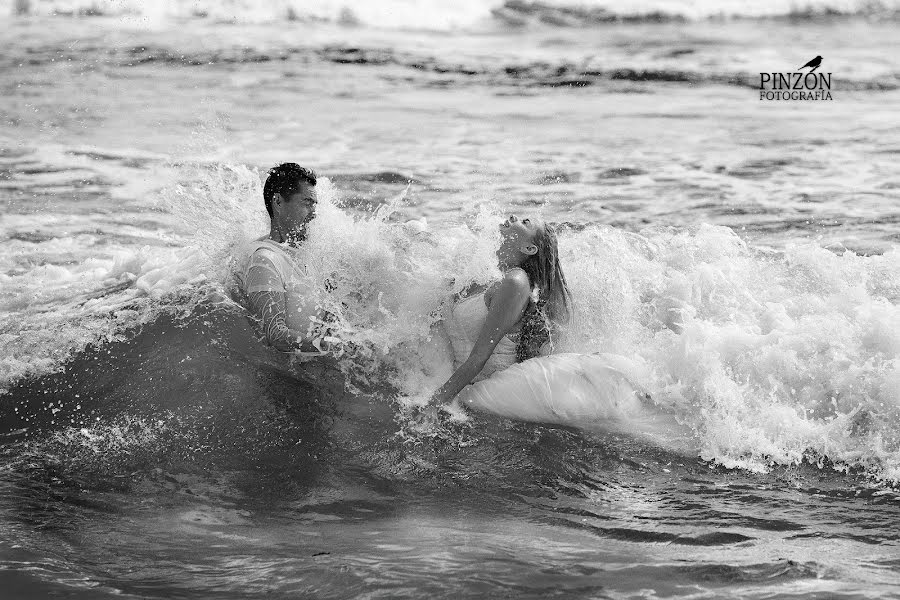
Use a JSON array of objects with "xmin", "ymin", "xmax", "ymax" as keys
[{"xmin": 2, "ymin": 163, "xmax": 899, "ymax": 482}]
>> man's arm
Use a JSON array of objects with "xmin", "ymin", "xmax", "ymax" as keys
[
  {"xmin": 246, "ymin": 289, "xmax": 307, "ymax": 352},
  {"xmin": 244, "ymin": 251, "xmax": 327, "ymax": 354}
]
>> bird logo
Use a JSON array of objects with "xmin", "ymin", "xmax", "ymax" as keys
[{"xmin": 799, "ymin": 55, "xmax": 823, "ymax": 73}]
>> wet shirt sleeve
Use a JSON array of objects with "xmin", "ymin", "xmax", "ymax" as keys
[
  {"xmin": 245, "ymin": 249, "xmax": 287, "ymax": 294},
  {"xmin": 244, "ymin": 250, "xmax": 299, "ymax": 351}
]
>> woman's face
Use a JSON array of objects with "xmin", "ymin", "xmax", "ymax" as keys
[{"xmin": 498, "ymin": 214, "xmax": 541, "ymax": 264}]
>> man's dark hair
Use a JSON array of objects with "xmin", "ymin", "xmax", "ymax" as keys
[{"xmin": 263, "ymin": 163, "xmax": 317, "ymax": 218}]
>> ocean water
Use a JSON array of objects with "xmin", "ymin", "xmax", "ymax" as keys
[{"xmin": 1, "ymin": 1, "xmax": 900, "ymax": 598}]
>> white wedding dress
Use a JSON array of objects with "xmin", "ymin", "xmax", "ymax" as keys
[{"xmin": 443, "ymin": 291, "xmax": 690, "ymax": 445}]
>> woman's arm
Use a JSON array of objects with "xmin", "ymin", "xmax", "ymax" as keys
[{"xmin": 430, "ymin": 270, "xmax": 531, "ymax": 405}]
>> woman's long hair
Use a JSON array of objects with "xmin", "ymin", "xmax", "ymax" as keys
[{"xmin": 515, "ymin": 223, "xmax": 572, "ymax": 362}]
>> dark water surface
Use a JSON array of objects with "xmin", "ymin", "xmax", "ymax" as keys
[{"xmin": 1, "ymin": 305, "xmax": 898, "ymax": 597}]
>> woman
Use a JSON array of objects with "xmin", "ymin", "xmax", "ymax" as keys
[
  {"xmin": 430, "ymin": 214, "xmax": 571, "ymax": 405},
  {"xmin": 429, "ymin": 215, "xmax": 676, "ymax": 439}
]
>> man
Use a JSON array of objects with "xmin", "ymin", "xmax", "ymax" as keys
[{"xmin": 239, "ymin": 163, "xmax": 326, "ymax": 353}]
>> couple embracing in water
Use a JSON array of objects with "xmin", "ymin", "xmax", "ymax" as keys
[{"xmin": 238, "ymin": 162, "xmax": 665, "ymax": 433}]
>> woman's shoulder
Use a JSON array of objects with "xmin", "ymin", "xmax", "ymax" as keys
[
  {"xmin": 486, "ymin": 268, "xmax": 531, "ymax": 304},
  {"xmin": 502, "ymin": 267, "xmax": 531, "ymax": 289}
]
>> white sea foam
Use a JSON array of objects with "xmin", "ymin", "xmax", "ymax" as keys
[
  {"xmin": 2, "ymin": 0, "xmax": 496, "ymax": 28},
  {"xmin": 0, "ymin": 161, "xmax": 265, "ymax": 392},
  {"xmin": 559, "ymin": 224, "xmax": 900, "ymax": 477},
  {"xmin": 4, "ymin": 0, "xmax": 899, "ymax": 28}
]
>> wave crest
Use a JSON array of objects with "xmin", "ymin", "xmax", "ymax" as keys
[{"xmin": 6, "ymin": 0, "xmax": 900, "ymax": 28}]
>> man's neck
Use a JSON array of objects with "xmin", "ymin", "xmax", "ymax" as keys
[{"xmin": 269, "ymin": 226, "xmax": 306, "ymax": 247}]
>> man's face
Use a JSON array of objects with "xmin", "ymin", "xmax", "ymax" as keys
[{"xmin": 273, "ymin": 181, "xmax": 317, "ymax": 240}]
